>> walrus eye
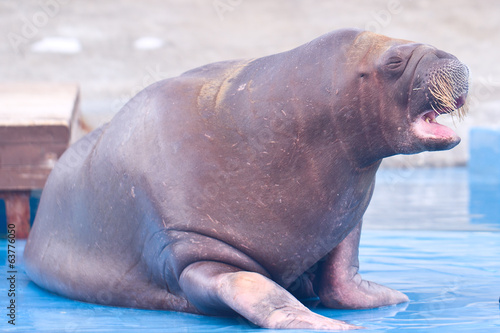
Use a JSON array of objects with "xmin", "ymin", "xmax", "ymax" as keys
[{"xmin": 386, "ymin": 57, "xmax": 403, "ymax": 70}]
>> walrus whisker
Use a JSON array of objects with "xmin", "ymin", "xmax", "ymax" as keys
[
  {"xmin": 430, "ymin": 102, "xmax": 442, "ymax": 116},
  {"xmin": 428, "ymin": 68, "xmax": 468, "ymax": 123}
]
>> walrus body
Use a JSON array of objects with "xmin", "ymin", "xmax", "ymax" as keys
[{"xmin": 24, "ymin": 29, "xmax": 469, "ymax": 330}]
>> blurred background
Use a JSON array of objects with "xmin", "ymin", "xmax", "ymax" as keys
[{"xmin": 2, "ymin": 0, "xmax": 499, "ymax": 168}]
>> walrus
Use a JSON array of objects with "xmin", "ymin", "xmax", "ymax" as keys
[{"xmin": 24, "ymin": 29, "xmax": 469, "ymax": 330}]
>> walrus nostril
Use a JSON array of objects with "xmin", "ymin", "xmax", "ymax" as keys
[{"xmin": 455, "ymin": 94, "xmax": 467, "ymax": 109}]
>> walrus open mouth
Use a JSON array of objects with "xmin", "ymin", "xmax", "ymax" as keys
[
  {"xmin": 413, "ymin": 59, "xmax": 469, "ymax": 142},
  {"xmin": 414, "ymin": 92, "xmax": 468, "ymax": 141}
]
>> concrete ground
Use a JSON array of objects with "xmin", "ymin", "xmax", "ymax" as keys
[{"xmin": 2, "ymin": 0, "xmax": 500, "ymax": 167}]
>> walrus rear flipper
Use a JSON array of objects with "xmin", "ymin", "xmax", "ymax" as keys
[{"xmin": 178, "ymin": 261, "xmax": 361, "ymax": 330}]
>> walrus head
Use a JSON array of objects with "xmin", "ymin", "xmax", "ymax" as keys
[
  {"xmin": 405, "ymin": 43, "xmax": 469, "ymax": 150},
  {"xmin": 333, "ymin": 30, "xmax": 469, "ymax": 165}
]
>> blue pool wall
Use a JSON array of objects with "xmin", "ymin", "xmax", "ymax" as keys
[
  {"xmin": 469, "ymin": 127, "xmax": 500, "ymax": 184},
  {"xmin": 468, "ymin": 127, "xmax": 500, "ymax": 227}
]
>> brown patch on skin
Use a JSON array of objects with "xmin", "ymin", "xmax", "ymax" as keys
[
  {"xmin": 196, "ymin": 59, "xmax": 254, "ymax": 117},
  {"xmin": 215, "ymin": 60, "xmax": 254, "ymax": 109},
  {"xmin": 345, "ymin": 31, "xmax": 409, "ymax": 68}
]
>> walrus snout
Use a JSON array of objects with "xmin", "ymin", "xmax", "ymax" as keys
[
  {"xmin": 410, "ymin": 56, "xmax": 469, "ymax": 152},
  {"xmin": 409, "ymin": 48, "xmax": 469, "ymax": 120},
  {"xmin": 425, "ymin": 58, "xmax": 469, "ymax": 117}
]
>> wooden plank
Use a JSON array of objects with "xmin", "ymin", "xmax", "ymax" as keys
[
  {"xmin": 0, "ymin": 166, "xmax": 52, "ymax": 190},
  {"xmin": 0, "ymin": 191, "xmax": 31, "ymax": 239},
  {"xmin": 0, "ymin": 82, "xmax": 80, "ymax": 191},
  {"xmin": 0, "ymin": 125, "xmax": 71, "ymax": 144},
  {"xmin": 0, "ymin": 142, "xmax": 67, "ymax": 167},
  {"xmin": 0, "ymin": 83, "xmax": 79, "ymax": 127}
]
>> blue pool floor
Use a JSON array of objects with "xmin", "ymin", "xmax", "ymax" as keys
[{"xmin": 1, "ymin": 168, "xmax": 500, "ymax": 332}]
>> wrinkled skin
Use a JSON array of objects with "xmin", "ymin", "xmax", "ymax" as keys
[{"xmin": 24, "ymin": 29, "xmax": 468, "ymax": 330}]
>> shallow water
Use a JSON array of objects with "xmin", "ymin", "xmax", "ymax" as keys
[{"xmin": 1, "ymin": 167, "xmax": 499, "ymax": 332}]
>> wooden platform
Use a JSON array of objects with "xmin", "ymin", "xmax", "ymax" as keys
[{"xmin": 0, "ymin": 83, "xmax": 80, "ymax": 238}]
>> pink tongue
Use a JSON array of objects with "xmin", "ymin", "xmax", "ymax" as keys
[
  {"xmin": 413, "ymin": 113, "xmax": 458, "ymax": 140},
  {"xmin": 423, "ymin": 121, "xmax": 456, "ymax": 138}
]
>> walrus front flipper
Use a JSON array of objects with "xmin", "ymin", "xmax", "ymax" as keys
[
  {"xmin": 179, "ymin": 261, "xmax": 360, "ymax": 330},
  {"xmin": 317, "ymin": 220, "xmax": 410, "ymax": 309}
]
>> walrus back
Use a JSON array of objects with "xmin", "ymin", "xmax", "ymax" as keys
[
  {"xmin": 23, "ymin": 57, "xmax": 271, "ymax": 310},
  {"xmin": 23, "ymin": 129, "xmax": 104, "ymax": 299},
  {"xmin": 22, "ymin": 78, "xmax": 210, "ymax": 312}
]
